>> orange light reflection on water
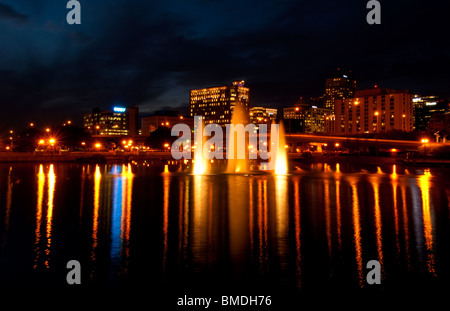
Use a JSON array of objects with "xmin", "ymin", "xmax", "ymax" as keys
[
  {"xmin": 418, "ymin": 171, "xmax": 436, "ymax": 276},
  {"xmin": 349, "ymin": 177, "xmax": 363, "ymax": 287},
  {"xmin": 91, "ymin": 164, "xmax": 101, "ymax": 263},
  {"xmin": 34, "ymin": 165, "xmax": 45, "ymax": 268},
  {"xmin": 369, "ymin": 176, "xmax": 384, "ymax": 274},
  {"xmin": 44, "ymin": 164, "xmax": 55, "ymax": 268}
]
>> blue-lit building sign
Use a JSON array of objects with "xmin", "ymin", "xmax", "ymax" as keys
[{"xmin": 113, "ymin": 107, "xmax": 126, "ymax": 113}]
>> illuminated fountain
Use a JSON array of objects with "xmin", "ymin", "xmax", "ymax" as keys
[
  {"xmin": 186, "ymin": 104, "xmax": 288, "ymax": 175},
  {"xmin": 274, "ymin": 121, "xmax": 288, "ymax": 175},
  {"xmin": 188, "ymin": 103, "xmax": 288, "ymax": 176},
  {"xmin": 227, "ymin": 103, "xmax": 250, "ymax": 174},
  {"xmin": 193, "ymin": 117, "xmax": 208, "ymax": 175}
]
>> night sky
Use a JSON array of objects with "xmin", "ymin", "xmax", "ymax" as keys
[{"xmin": 0, "ymin": 0, "xmax": 449, "ymax": 130}]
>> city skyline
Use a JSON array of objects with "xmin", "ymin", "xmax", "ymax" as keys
[{"xmin": 1, "ymin": 0, "xmax": 449, "ymax": 131}]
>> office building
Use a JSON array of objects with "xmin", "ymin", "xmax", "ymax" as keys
[
  {"xmin": 334, "ymin": 87, "xmax": 413, "ymax": 134},
  {"xmin": 283, "ymin": 98, "xmax": 332, "ymax": 133},
  {"xmin": 189, "ymin": 80, "xmax": 250, "ymax": 125},
  {"xmin": 413, "ymin": 95, "xmax": 449, "ymax": 131},
  {"xmin": 83, "ymin": 106, "xmax": 140, "ymax": 136},
  {"xmin": 249, "ymin": 107, "xmax": 277, "ymax": 125},
  {"xmin": 324, "ymin": 69, "xmax": 356, "ymax": 110}
]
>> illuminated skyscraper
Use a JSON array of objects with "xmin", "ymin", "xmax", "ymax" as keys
[
  {"xmin": 189, "ymin": 80, "xmax": 250, "ymax": 125},
  {"xmin": 324, "ymin": 69, "xmax": 356, "ymax": 110}
]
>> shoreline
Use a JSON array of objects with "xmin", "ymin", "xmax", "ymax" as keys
[{"xmin": 0, "ymin": 151, "xmax": 447, "ymax": 167}]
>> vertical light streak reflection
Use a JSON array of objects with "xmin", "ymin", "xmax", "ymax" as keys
[
  {"xmin": 257, "ymin": 179, "xmax": 269, "ymax": 272},
  {"xmin": 79, "ymin": 165, "xmax": 86, "ymax": 223},
  {"xmin": 401, "ymin": 185, "xmax": 411, "ymax": 269},
  {"xmin": 324, "ymin": 179, "xmax": 332, "ymax": 259},
  {"xmin": 121, "ymin": 164, "xmax": 133, "ymax": 273},
  {"xmin": 182, "ymin": 178, "xmax": 190, "ymax": 262},
  {"xmin": 275, "ymin": 175, "xmax": 289, "ymax": 270},
  {"xmin": 91, "ymin": 164, "xmax": 101, "ymax": 263},
  {"xmin": 370, "ymin": 176, "xmax": 384, "ymax": 271},
  {"xmin": 293, "ymin": 177, "xmax": 302, "ymax": 289},
  {"xmin": 109, "ymin": 164, "xmax": 134, "ymax": 276},
  {"xmin": 44, "ymin": 164, "xmax": 55, "ymax": 268},
  {"xmin": 5, "ymin": 167, "xmax": 13, "ymax": 233},
  {"xmin": 418, "ymin": 171, "xmax": 436, "ymax": 276},
  {"xmin": 249, "ymin": 179, "xmax": 254, "ymax": 256},
  {"xmin": 391, "ymin": 165, "xmax": 400, "ymax": 257},
  {"xmin": 335, "ymin": 179, "xmax": 342, "ymax": 250},
  {"xmin": 228, "ymin": 176, "xmax": 249, "ymax": 276},
  {"xmin": 34, "ymin": 165, "xmax": 45, "ymax": 268},
  {"xmin": 349, "ymin": 178, "xmax": 363, "ymax": 287},
  {"xmin": 162, "ymin": 172, "xmax": 170, "ymax": 272},
  {"xmin": 178, "ymin": 178, "xmax": 185, "ymax": 258},
  {"xmin": 192, "ymin": 175, "xmax": 208, "ymax": 267}
]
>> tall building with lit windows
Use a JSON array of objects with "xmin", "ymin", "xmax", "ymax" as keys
[
  {"xmin": 324, "ymin": 69, "xmax": 357, "ymax": 110},
  {"xmin": 334, "ymin": 87, "xmax": 413, "ymax": 134},
  {"xmin": 83, "ymin": 106, "xmax": 140, "ymax": 136},
  {"xmin": 189, "ymin": 80, "xmax": 250, "ymax": 125}
]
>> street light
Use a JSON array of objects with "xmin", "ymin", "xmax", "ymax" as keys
[{"xmin": 9, "ymin": 130, "xmax": 13, "ymax": 150}]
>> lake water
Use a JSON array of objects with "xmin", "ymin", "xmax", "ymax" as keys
[{"xmin": 0, "ymin": 162, "xmax": 449, "ymax": 304}]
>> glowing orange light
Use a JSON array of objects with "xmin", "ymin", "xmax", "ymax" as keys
[
  {"xmin": 38, "ymin": 139, "xmax": 45, "ymax": 145},
  {"xmin": 95, "ymin": 143, "xmax": 101, "ymax": 148},
  {"xmin": 374, "ymin": 111, "xmax": 379, "ymax": 116}
]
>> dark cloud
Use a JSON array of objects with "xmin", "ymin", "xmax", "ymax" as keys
[
  {"xmin": 0, "ymin": 0, "xmax": 449, "ymax": 131},
  {"xmin": 0, "ymin": 3, "xmax": 28, "ymax": 23}
]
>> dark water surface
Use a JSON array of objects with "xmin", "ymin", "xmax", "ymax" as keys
[{"xmin": 0, "ymin": 162, "xmax": 449, "ymax": 305}]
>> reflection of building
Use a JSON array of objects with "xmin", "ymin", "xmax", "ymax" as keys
[
  {"xmin": 283, "ymin": 98, "xmax": 332, "ymax": 133},
  {"xmin": 189, "ymin": 80, "xmax": 250, "ymax": 125},
  {"xmin": 413, "ymin": 95, "xmax": 449, "ymax": 131},
  {"xmin": 249, "ymin": 107, "xmax": 277, "ymax": 125},
  {"xmin": 324, "ymin": 69, "xmax": 356, "ymax": 110},
  {"xmin": 83, "ymin": 106, "xmax": 140, "ymax": 136},
  {"xmin": 334, "ymin": 87, "xmax": 413, "ymax": 134},
  {"xmin": 141, "ymin": 110, "xmax": 194, "ymax": 136}
]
